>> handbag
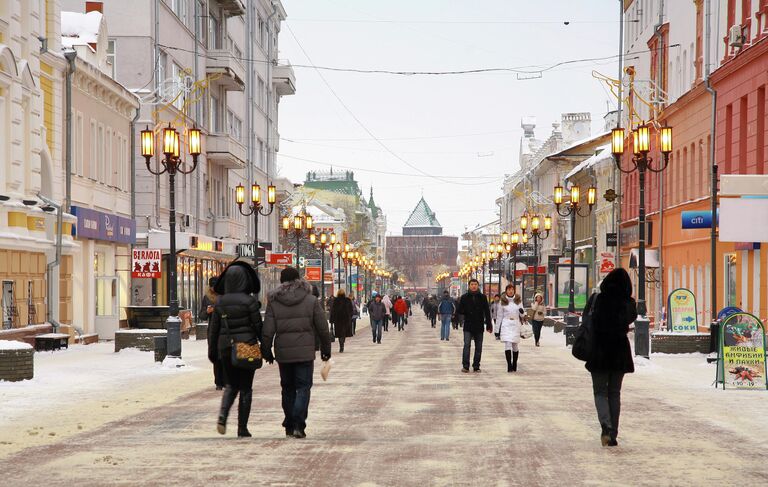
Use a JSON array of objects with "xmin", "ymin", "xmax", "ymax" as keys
[
  {"xmin": 520, "ymin": 322, "xmax": 533, "ymax": 339},
  {"xmin": 221, "ymin": 313, "xmax": 263, "ymax": 370},
  {"xmin": 572, "ymin": 294, "xmax": 596, "ymax": 362}
]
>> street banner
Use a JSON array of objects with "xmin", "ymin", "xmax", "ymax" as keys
[
  {"xmin": 667, "ymin": 288, "xmax": 698, "ymax": 333},
  {"xmin": 132, "ymin": 249, "xmax": 161, "ymax": 278},
  {"xmin": 305, "ymin": 266, "xmax": 322, "ymax": 281},
  {"xmin": 554, "ymin": 264, "xmax": 588, "ymax": 309},
  {"xmin": 718, "ymin": 312, "xmax": 767, "ymax": 390},
  {"xmin": 267, "ymin": 253, "xmax": 293, "ymax": 265}
]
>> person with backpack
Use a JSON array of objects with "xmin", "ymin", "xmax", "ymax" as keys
[
  {"xmin": 582, "ymin": 268, "xmax": 637, "ymax": 447},
  {"xmin": 437, "ymin": 290, "xmax": 456, "ymax": 341},
  {"xmin": 497, "ymin": 285, "xmax": 526, "ymax": 372}
]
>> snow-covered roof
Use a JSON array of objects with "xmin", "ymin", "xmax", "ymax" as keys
[
  {"xmin": 61, "ymin": 11, "xmax": 103, "ymax": 49},
  {"xmin": 546, "ymin": 131, "xmax": 610, "ymax": 159},
  {"xmin": 565, "ymin": 144, "xmax": 612, "ymax": 180}
]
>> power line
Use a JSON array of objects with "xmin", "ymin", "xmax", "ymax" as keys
[
  {"xmin": 288, "ymin": 19, "xmax": 639, "ymax": 25},
  {"xmin": 284, "ymin": 130, "xmax": 520, "ymax": 142},
  {"xmin": 282, "ymin": 138, "xmax": 517, "ymax": 155}
]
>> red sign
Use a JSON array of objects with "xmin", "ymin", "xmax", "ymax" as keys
[
  {"xmin": 132, "ymin": 249, "xmax": 162, "ymax": 278},
  {"xmin": 452, "ymin": 271, "xmax": 459, "ymax": 278},
  {"xmin": 324, "ymin": 272, "xmax": 334, "ymax": 283},
  {"xmin": 305, "ymin": 267, "xmax": 322, "ymax": 281},
  {"xmin": 599, "ymin": 252, "xmax": 615, "ymax": 275},
  {"xmin": 267, "ymin": 253, "xmax": 294, "ymax": 265}
]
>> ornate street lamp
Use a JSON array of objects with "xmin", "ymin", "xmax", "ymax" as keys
[
  {"xmin": 611, "ymin": 123, "xmax": 672, "ymax": 358},
  {"xmin": 141, "ymin": 123, "xmax": 200, "ymax": 359},
  {"xmin": 235, "ymin": 181, "xmax": 276, "ymax": 267},
  {"xmin": 520, "ymin": 212, "xmax": 551, "ymax": 305},
  {"xmin": 281, "ymin": 210, "xmax": 313, "ymax": 265},
  {"xmin": 311, "ymin": 231, "xmax": 333, "ymax": 306}
]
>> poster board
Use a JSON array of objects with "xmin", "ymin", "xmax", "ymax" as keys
[
  {"xmin": 132, "ymin": 249, "xmax": 161, "ymax": 279},
  {"xmin": 521, "ymin": 274, "xmax": 546, "ymax": 309},
  {"xmin": 554, "ymin": 264, "xmax": 588, "ymax": 310},
  {"xmin": 718, "ymin": 312, "xmax": 767, "ymax": 390},
  {"xmin": 667, "ymin": 288, "xmax": 698, "ymax": 333}
]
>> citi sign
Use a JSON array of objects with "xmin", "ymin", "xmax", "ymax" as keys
[{"xmin": 681, "ymin": 210, "xmax": 719, "ymax": 229}]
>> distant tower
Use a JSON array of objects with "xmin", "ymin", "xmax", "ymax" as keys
[{"xmin": 402, "ymin": 197, "xmax": 442, "ymax": 236}]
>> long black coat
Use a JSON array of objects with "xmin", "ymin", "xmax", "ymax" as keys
[
  {"xmin": 585, "ymin": 283, "xmax": 638, "ymax": 374},
  {"xmin": 457, "ymin": 291, "xmax": 492, "ymax": 334},
  {"xmin": 330, "ymin": 296, "xmax": 354, "ymax": 338},
  {"xmin": 208, "ymin": 264, "xmax": 263, "ymax": 360}
]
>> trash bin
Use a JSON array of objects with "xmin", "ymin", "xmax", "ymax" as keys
[
  {"xmin": 634, "ymin": 317, "xmax": 650, "ymax": 358},
  {"xmin": 154, "ymin": 336, "xmax": 167, "ymax": 363},
  {"xmin": 564, "ymin": 314, "xmax": 579, "ymax": 346}
]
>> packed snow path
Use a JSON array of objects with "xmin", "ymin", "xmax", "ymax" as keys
[{"xmin": 1, "ymin": 314, "xmax": 767, "ymax": 486}]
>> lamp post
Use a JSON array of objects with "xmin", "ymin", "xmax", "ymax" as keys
[
  {"xmin": 235, "ymin": 182, "xmax": 276, "ymax": 267},
  {"xmin": 611, "ymin": 123, "xmax": 672, "ymax": 358},
  {"xmin": 332, "ymin": 242, "xmax": 342, "ymax": 298},
  {"xmin": 281, "ymin": 211, "xmax": 313, "ymax": 266},
  {"xmin": 311, "ymin": 231, "xmax": 333, "ymax": 306},
  {"xmin": 554, "ymin": 182, "xmax": 597, "ymax": 344},
  {"xmin": 141, "ymin": 123, "xmax": 201, "ymax": 359},
  {"xmin": 520, "ymin": 213, "xmax": 551, "ymax": 306}
]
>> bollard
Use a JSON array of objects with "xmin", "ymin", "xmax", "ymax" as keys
[
  {"xmin": 634, "ymin": 316, "xmax": 650, "ymax": 358},
  {"xmin": 166, "ymin": 315, "xmax": 182, "ymax": 358},
  {"xmin": 564, "ymin": 313, "xmax": 579, "ymax": 346},
  {"xmin": 153, "ymin": 336, "xmax": 167, "ymax": 363}
]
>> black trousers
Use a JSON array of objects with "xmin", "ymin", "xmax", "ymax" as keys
[
  {"xmin": 221, "ymin": 351, "xmax": 256, "ymax": 392},
  {"xmin": 590, "ymin": 371, "xmax": 624, "ymax": 441},
  {"xmin": 213, "ymin": 359, "xmax": 225, "ymax": 387},
  {"xmin": 279, "ymin": 361, "xmax": 314, "ymax": 431},
  {"xmin": 532, "ymin": 320, "xmax": 544, "ymax": 344}
]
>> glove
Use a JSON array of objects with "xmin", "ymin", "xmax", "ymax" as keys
[
  {"xmin": 321, "ymin": 352, "xmax": 331, "ymax": 362},
  {"xmin": 262, "ymin": 349, "xmax": 275, "ymax": 365},
  {"xmin": 494, "ymin": 333, "xmax": 500, "ymax": 339},
  {"xmin": 486, "ymin": 325, "xmax": 493, "ymax": 333}
]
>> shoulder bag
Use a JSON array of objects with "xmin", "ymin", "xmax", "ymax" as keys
[
  {"xmin": 572, "ymin": 294, "xmax": 596, "ymax": 362},
  {"xmin": 221, "ymin": 313, "xmax": 263, "ymax": 370}
]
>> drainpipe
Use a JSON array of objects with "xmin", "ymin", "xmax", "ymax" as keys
[
  {"xmin": 704, "ymin": 0, "xmax": 718, "ymax": 323},
  {"xmin": 63, "ymin": 49, "xmax": 77, "ymax": 212},
  {"xmin": 130, "ymin": 106, "xmax": 140, "ymax": 304},
  {"xmin": 39, "ymin": 193, "xmax": 62, "ymax": 332}
]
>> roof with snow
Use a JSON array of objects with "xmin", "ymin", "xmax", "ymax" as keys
[
  {"xmin": 545, "ymin": 131, "xmax": 611, "ymax": 159},
  {"xmin": 403, "ymin": 197, "xmax": 441, "ymax": 230},
  {"xmin": 565, "ymin": 144, "xmax": 613, "ymax": 180},
  {"xmin": 61, "ymin": 11, "xmax": 103, "ymax": 49}
]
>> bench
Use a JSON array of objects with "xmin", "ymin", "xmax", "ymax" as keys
[
  {"xmin": 114, "ymin": 329, "xmax": 167, "ymax": 352},
  {"xmin": 75, "ymin": 333, "xmax": 99, "ymax": 345},
  {"xmin": 34, "ymin": 333, "xmax": 71, "ymax": 351}
]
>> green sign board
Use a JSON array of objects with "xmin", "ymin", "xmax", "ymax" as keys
[
  {"xmin": 667, "ymin": 288, "xmax": 698, "ymax": 333},
  {"xmin": 554, "ymin": 264, "xmax": 588, "ymax": 310},
  {"xmin": 718, "ymin": 312, "xmax": 767, "ymax": 390}
]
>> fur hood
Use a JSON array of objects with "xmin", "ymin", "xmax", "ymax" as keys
[{"xmin": 268, "ymin": 278, "xmax": 313, "ymax": 306}]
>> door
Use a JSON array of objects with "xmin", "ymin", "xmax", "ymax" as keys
[
  {"xmin": 95, "ymin": 276, "xmax": 119, "ymax": 339},
  {"xmin": 2, "ymin": 281, "xmax": 14, "ymax": 329}
]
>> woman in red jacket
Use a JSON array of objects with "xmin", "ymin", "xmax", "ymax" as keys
[{"xmin": 393, "ymin": 296, "xmax": 408, "ymax": 331}]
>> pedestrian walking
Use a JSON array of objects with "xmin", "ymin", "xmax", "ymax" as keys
[
  {"xmin": 584, "ymin": 268, "xmax": 637, "ymax": 447},
  {"xmin": 393, "ymin": 296, "xmax": 408, "ymax": 331},
  {"xmin": 490, "ymin": 294, "xmax": 502, "ymax": 340},
  {"xmin": 381, "ymin": 294, "xmax": 392, "ymax": 332},
  {"xmin": 426, "ymin": 295, "xmax": 438, "ymax": 328},
  {"xmin": 261, "ymin": 267, "xmax": 332, "ymax": 439},
  {"xmin": 457, "ymin": 279, "xmax": 492, "ymax": 373},
  {"xmin": 368, "ymin": 294, "xmax": 386, "ymax": 344},
  {"xmin": 498, "ymin": 285, "xmax": 526, "ymax": 373},
  {"xmin": 207, "ymin": 262, "xmax": 263, "ymax": 437},
  {"xmin": 529, "ymin": 293, "xmax": 547, "ymax": 346},
  {"xmin": 438, "ymin": 290, "xmax": 456, "ymax": 341},
  {"xmin": 329, "ymin": 289, "xmax": 354, "ymax": 353},
  {"xmin": 199, "ymin": 276, "xmax": 224, "ymax": 390},
  {"xmin": 349, "ymin": 293, "xmax": 360, "ymax": 336}
]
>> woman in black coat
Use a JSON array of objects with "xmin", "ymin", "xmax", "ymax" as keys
[
  {"xmin": 584, "ymin": 268, "xmax": 638, "ymax": 447},
  {"xmin": 329, "ymin": 289, "xmax": 354, "ymax": 353},
  {"xmin": 208, "ymin": 261, "xmax": 262, "ymax": 438}
]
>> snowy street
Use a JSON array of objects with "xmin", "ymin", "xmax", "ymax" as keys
[{"xmin": 1, "ymin": 315, "xmax": 767, "ymax": 486}]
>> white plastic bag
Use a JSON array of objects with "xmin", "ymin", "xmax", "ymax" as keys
[{"xmin": 321, "ymin": 359, "xmax": 334, "ymax": 381}]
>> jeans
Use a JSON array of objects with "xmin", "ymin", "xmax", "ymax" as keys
[
  {"xmin": 532, "ymin": 320, "xmax": 544, "ymax": 344},
  {"xmin": 440, "ymin": 315, "xmax": 452, "ymax": 340},
  {"xmin": 371, "ymin": 319, "xmax": 383, "ymax": 343},
  {"xmin": 397, "ymin": 315, "xmax": 405, "ymax": 331},
  {"xmin": 462, "ymin": 330, "xmax": 484, "ymax": 370},
  {"xmin": 279, "ymin": 361, "xmax": 314, "ymax": 431},
  {"xmin": 590, "ymin": 371, "xmax": 624, "ymax": 441}
]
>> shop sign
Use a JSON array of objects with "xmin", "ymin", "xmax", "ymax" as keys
[
  {"xmin": 717, "ymin": 306, "xmax": 742, "ymax": 321},
  {"xmin": 305, "ymin": 266, "xmax": 322, "ymax": 281},
  {"xmin": 71, "ymin": 206, "xmax": 135, "ymax": 244},
  {"xmin": 718, "ymin": 313, "xmax": 767, "ymax": 390},
  {"xmin": 554, "ymin": 264, "xmax": 589, "ymax": 309},
  {"xmin": 667, "ymin": 288, "xmax": 698, "ymax": 333},
  {"xmin": 606, "ymin": 232, "xmax": 617, "ymax": 247},
  {"xmin": 267, "ymin": 253, "xmax": 293, "ymax": 265},
  {"xmin": 324, "ymin": 272, "xmax": 334, "ymax": 284},
  {"xmin": 305, "ymin": 259, "xmax": 321, "ymax": 267},
  {"xmin": 132, "ymin": 249, "xmax": 161, "ymax": 278},
  {"xmin": 190, "ymin": 236, "xmax": 223, "ymax": 252},
  {"xmin": 237, "ymin": 243, "xmax": 265, "ymax": 259},
  {"xmin": 682, "ymin": 210, "xmax": 718, "ymax": 229},
  {"xmin": 599, "ymin": 252, "xmax": 615, "ymax": 275},
  {"xmin": 620, "ymin": 222, "xmax": 652, "ymax": 248}
]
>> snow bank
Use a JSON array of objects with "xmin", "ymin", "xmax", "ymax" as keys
[
  {"xmin": 0, "ymin": 340, "xmax": 33, "ymax": 350},
  {"xmin": 115, "ymin": 329, "xmax": 167, "ymax": 334},
  {"xmin": 61, "ymin": 11, "xmax": 102, "ymax": 48}
]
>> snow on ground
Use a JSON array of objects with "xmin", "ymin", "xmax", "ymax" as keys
[{"xmin": 0, "ymin": 340, "xmax": 33, "ymax": 350}]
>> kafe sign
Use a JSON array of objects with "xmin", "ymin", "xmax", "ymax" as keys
[
  {"xmin": 718, "ymin": 313, "xmax": 767, "ymax": 390},
  {"xmin": 667, "ymin": 288, "xmax": 698, "ymax": 333},
  {"xmin": 132, "ymin": 249, "xmax": 162, "ymax": 278}
]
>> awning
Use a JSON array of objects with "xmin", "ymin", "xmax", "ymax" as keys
[{"xmin": 629, "ymin": 248, "xmax": 660, "ymax": 268}]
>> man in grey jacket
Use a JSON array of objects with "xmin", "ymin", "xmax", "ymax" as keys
[{"xmin": 262, "ymin": 267, "xmax": 332, "ymax": 439}]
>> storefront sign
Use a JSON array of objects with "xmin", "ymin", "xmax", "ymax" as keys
[
  {"xmin": 189, "ymin": 236, "xmax": 223, "ymax": 252},
  {"xmin": 719, "ymin": 312, "xmax": 767, "ymax": 390},
  {"xmin": 237, "ymin": 243, "xmax": 265, "ymax": 259},
  {"xmin": 267, "ymin": 253, "xmax": 293, "ymax": 265},
  {"xmin": 667, "ymin": 288, "xmax": 698, "ymax": 333},
  {"xmin": 599, "ymin": 252, "xmax": 615, "ymax": 275},
  {"xmin": 71, "ymin": 206, "xmax": 135, "ymax": 244},
  {"xmin": 620, "ymin": 222, "xmax": 652, "ymax": 248},
  {"xmin": 132, "ymin": 249, "xmax": 162, "ymax": 278},
  {"xmin": 324, "ymin": 272, "xmax": 334, "ymax": 284},
  {"xmin": 606, "ymin": 232, "xmax": 617, "ymax": 247},
  {"xmin": 305, "ymin": 259, "xmax": 321, "ymax": 267},
  {"xmin": 682, "ymin": 210, "xmax": 718, "ymax": 229},
  {"xmin": 554, "ymin": 264, "xmax": 589, "ymax": 309},
  {"xmin": 305, "ymin": 266, "xmax": 322, "ymax": 281}
]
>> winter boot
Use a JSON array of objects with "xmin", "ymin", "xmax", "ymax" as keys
[
  {"xmin": 217, "ymin": 386, "xmax": 238, "ymax": 435},
  {"xmin": 237, "ymin": 390, "xmax": 253, "ymax": 437},
  {"xmin": 511, "ymin": 352, "xmax": 519, "ymax": 372},
  {"xmin": 601, "ymin": 426, "xmax": 611, "ymax": 447},
  {"xmin": 505, "ymin": 350, "xmax": 513, "ymax": 373}
]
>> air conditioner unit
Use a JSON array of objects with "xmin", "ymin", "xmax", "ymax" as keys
[{"xmin": 729, "ymin": 24, "xmax": 744, "ymax": 47}]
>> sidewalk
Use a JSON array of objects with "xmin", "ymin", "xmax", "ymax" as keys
[{"xmin": 1, "ymin": 314, "xmax": 766, "ymax": 486}]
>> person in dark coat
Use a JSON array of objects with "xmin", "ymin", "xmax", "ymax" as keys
[
  {"xmin": 207, "ymin": 262, "xmax": 262, "ymax": 438},
  {"xmin": 457, "ymin": 279, "xmax": 492, "ymax": 373},
  {"xmin": 261, "ymin": 267, "xmax": 332, "ymax": 439},
  {"xmin": 584, "ymin": 268, "xmax": 638, "ymax": 447},
  {"xmin": 329, "ymin": 289, "xmax": 354, "ymax": 353},
  {"xmin": 199, "ymin": 276, "xmax": 224, "ymax": 390},
  {"xmin": 367, "ymin": 294, "xmax": 386, "ymax": 344}
]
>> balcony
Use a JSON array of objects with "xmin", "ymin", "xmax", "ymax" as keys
[
  {"xmin": 212, "ymin": 216, "xmax": 244, "ymax": 240},
  {"xmin": 272, "ymin": 64, "xmax": 296, "ymax": 96},
  {"xmin": 206, "ymin": 133, "xmax": 245, "ymax": 169},
  {"xmin": 206, "ymin": 47, "xmax": 245, "ymax": 91},
  {"xmin": 216, "ymin": 0, "xmax": 246, "ymax": 17}
]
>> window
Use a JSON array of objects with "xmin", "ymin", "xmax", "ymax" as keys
[
  {"xmin": 106, "ymin": 39, "xmax": 116, "ymax": 78},
  {"xmin": 197, "ymin": 0, "xmax": 207, "ymax": 46},
  {"xmin": 210, "ymin": 95, "xmax": 220, "ymax": 132},
  {"xmin": 97, "ymin": 124, "xmax": 105, "ymax": 182},
  {"xmin": 257, "ymin": 76, "xmax": 264, "ymax": 108},
  {"xmin": 226, "ymin": 109, "xmax": 242, "ymax": 141},
  {"xmin": 106, "ymin": 127, "xmax": 113, "ymax": 185},
  {"xmin": 171, "ymin": 62, "xmax": 184, "ymax": 111},
  {"xmin": 157, "ymin": 50, "xmax": 167, "ymax": 96},
  {"xmin": 258, "ymin": 15, "xmax": 264, "ymax": 46},
  {"xmin": 724, "ymin": 253, "xmax": 738, "ymax": 306},
  {"xmin": 89, "ymin": 119, "xmax": 97, "ymax": 179},
  {"xmin": 172, "ymin": 0, "xmax": 188, "ymax": 27},
  {"xmin": 209, "ymin": 10, "xmax": 221, "ymax": 49},
  {"xmin": 76, "ymin": 112, "xmax": 83, "ymax": 176}
]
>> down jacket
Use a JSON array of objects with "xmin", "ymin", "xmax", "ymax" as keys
[
  {"xmin": 261, "ymin": 279, "xmax": 332, "ymax": 364},
  {"xmin": 208, "ymin": 263, "xmax": 263, "ymax": 360},
  {"xmin": 498, "ymin": 300, "xmax": 525, "ymax": 343}
]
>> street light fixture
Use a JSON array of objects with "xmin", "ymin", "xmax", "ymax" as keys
[
  {"xmin": 140, "ymin": 123, "xmax": 200, "ymax": 359},
  {"xmin": 282, "ymin": 210, "xmax": 313, "ymax": 266},
  {"xmin": 235, "ymin": 181, "xmax": 277, "ymax": 267},
  {"xmin": 611, "ymin": 122, "xmax": 673, "ymax": 358},
  {"xmin": 520, "ymin": 212, "xmax": 550, "ymax": 306}
]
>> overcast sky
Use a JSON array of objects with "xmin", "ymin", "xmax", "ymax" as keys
[{"xmin": 276, "ymin": 0, "xmax": 621, "ymax": 237}]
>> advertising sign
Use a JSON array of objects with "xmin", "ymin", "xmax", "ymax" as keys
[
  {"xmin": 681, "ymin": 210, "xmax": 718, "ymax": 229},
  {"xmin": 606, "ymin": 232, "xmax": 617, "ymax": 247},
  {"xmin": 71, "ymin": 206, "xmax": 135, "ymax": 244},
  {"xmin": 718, "ymin": 313, "xmax": 767, "ymax": 390},
  {"xmin": 304, "ymin": 259, "xmax": 322, "ymax": 267},
  {"xmin": 554, "ymin": 264, "xmax": 588, "ymax": 309},
  {"xmin": 667, "ymin": 288, "xmax": 698, "ymax": 333},
  {"xmin": 267, "ymin": 253, "xmax": 293, "ymax": 265},
  {"xmin": 599, "ymin": 252, "xmax": 615, "ymax": 275},
  {"xmin": 305, "ymin": 267, "xmax": 322, "ymax": 281},
  {"xmin": 521, "ymin": 274, "xmax": 546, "ymax": 308},
  {"xmin": 717, "ymin": 306, "xmax": 742, "ymax": 321},
  {"xmin": 131, "ymin": 249, "xmax": 162, "ymax": 278}
]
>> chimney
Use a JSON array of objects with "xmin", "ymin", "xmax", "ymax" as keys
[{"xmin": 85, "ymin": 2, "xmax": 103, "ymax": 13}]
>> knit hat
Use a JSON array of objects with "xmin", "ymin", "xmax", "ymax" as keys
[{"xmin": 280, "ymin": 266, "xmax": 300, "ymax": 283}]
